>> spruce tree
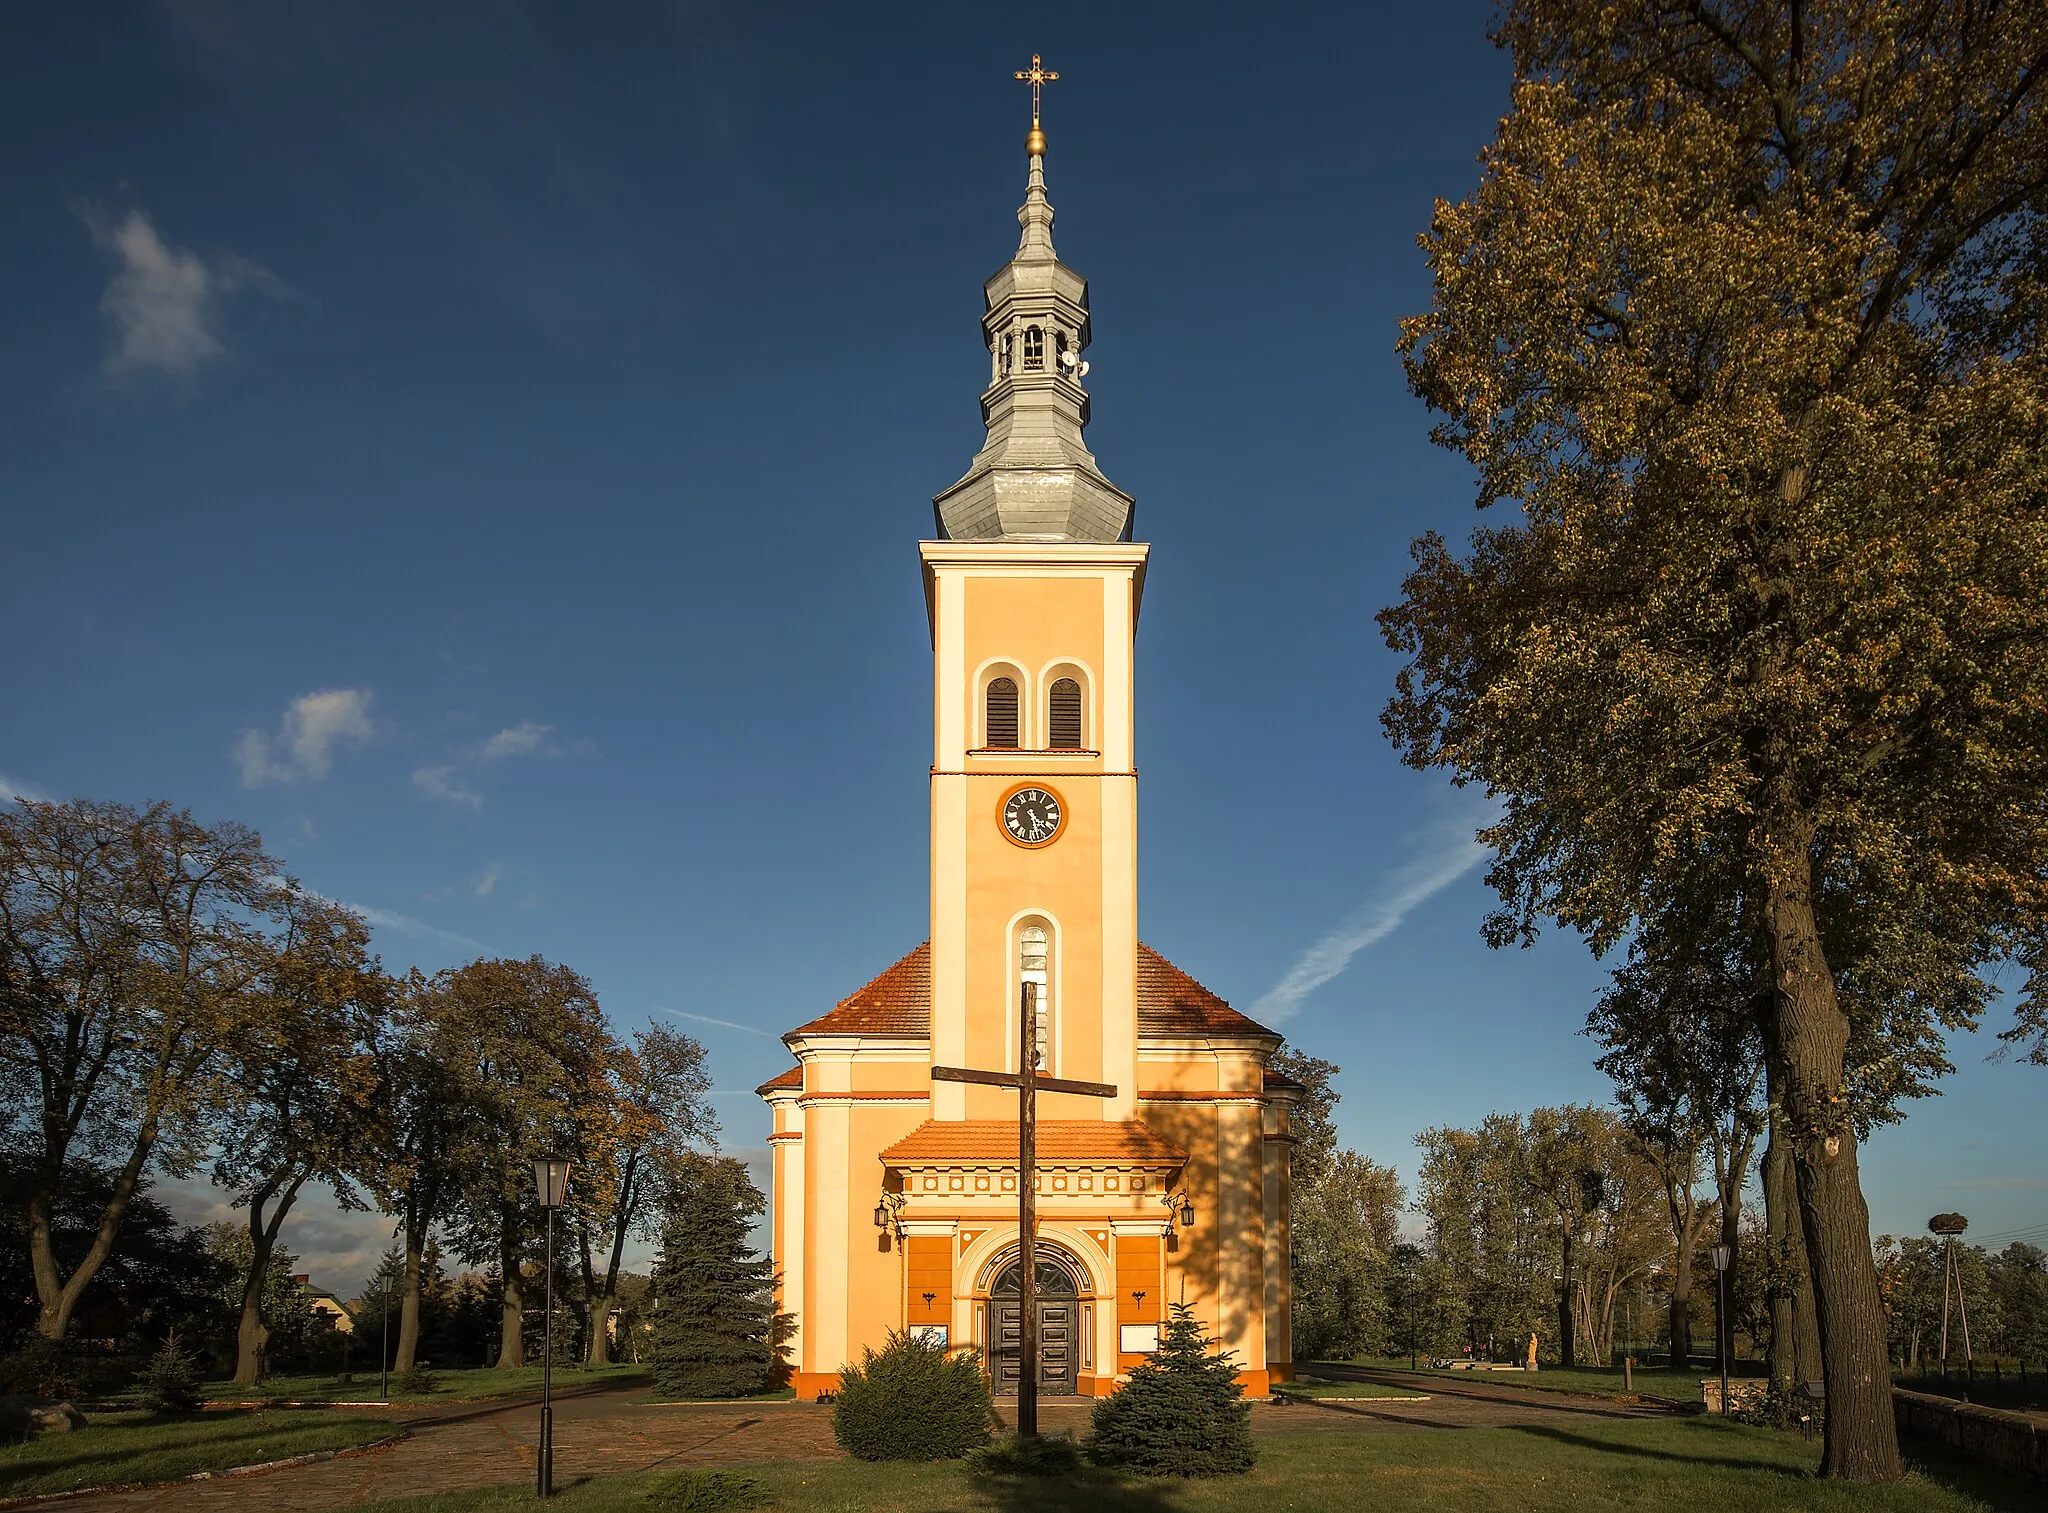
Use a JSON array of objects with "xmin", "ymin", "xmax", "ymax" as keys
[
  {"xmin": 1088, "ymin": 1302, "xmax": 1255, "ymax": 1476},
  {"xmin": 647, "ymin": 1156, "xmax": 779, "ymax": 1399}
]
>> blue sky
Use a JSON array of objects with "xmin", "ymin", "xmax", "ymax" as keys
[{"xmin": 4, "ymin": 2, "xmax": 2042, "ymax": 1294}]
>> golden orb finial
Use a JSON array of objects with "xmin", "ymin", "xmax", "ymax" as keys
[{"xmin": 1014, "ymin": 54, "xmax": 1058, "ymax": 159}]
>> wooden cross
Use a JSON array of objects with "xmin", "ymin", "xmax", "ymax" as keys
[
  {"xmin": 931, "ymin": 981, "xmax": 1114, "ymax": 1438},
  {"xmin": 1012, "ymin": 54, "xmax": 1059, "ymax": 127}
]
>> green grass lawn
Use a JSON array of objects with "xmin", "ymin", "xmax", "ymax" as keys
[
  {"xmin": 642, "ymin": 1384, "xmax": 797, "ymax": 1404},
  {"xmin": 1338, "ymin": 1356, "xmax": 1717, "ymax": 1402},
  {"xmin": 0, "ymin": 1409, "xmax": 396, "ymax": 1499},
  {"xmin": 1274, "ymin": 1377, "xmax": 1430, "ymax": 1400},
  {"xmin": 197, "ymin": 1362, "xmax": 652, "ymax": 1405},
  {"xmin": 347, "ymin": 1420, "xmax": 2033, "ymax": 1513}
]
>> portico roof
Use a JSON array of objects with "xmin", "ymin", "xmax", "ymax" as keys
[{"xmin": 879, "ymin": 1119, "xmax": 1187, "ymax": 1168}]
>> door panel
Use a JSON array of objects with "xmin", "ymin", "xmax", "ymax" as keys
[{"xmin": 989, "ymin": 1299, "xmax": 1077, "ymax": 1395}]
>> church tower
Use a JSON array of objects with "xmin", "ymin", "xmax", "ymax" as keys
[{"xmin": 760, "ymin": 77, "xmax": 1297, "ymax": 1401}]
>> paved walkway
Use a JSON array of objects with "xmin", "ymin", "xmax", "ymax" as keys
[{"xmin": 52, "ymin": 1369, "xmax": 1679, "ymax": 1511}]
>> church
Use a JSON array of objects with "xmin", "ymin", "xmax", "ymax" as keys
[{"xmin": 757, "ymin": 80, "xmax": 1298, "ymax": 1401}]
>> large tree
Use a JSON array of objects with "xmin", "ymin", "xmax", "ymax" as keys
[
  {"xmin": 1383, "ymin": 0, "xmax": 2048, "ymax": 1478},
  {"xmin": 1270, "ymin": 1047, "xmax": 1405, "ymax": 1361},
  {"xmin": 575, "ymin": 1022, "xmax": 713, "ymax": 1365},
  {"xmin": 212, "ymin": 897, "xmax": 389, "ymax": 1382},
  {"xmin": 0, "ymin": 800, "xmax": 300, "ymax": 1341},
  {"xmin": 431, "ymin": 956, "xmax": 622, "ymax": 1368}
]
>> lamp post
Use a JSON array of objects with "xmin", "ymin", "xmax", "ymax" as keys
[
  {"xmin": 1711, "ymin": 1244, "xmax": 1733, "ymax": 1415},
  {"xmin": 532, "ymin": 1156, "xmax": 572, "ymax": 1499}
]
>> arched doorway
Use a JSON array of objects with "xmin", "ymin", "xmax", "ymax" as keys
[{"xmin": 987, "ymin": 1249, "xmax": 1083, "ymax": 1397}]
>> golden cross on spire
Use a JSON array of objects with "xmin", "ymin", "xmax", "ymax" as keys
[{"xmin": 1013, "ymin": 53, "xmax": 1059, "ymax": 128}]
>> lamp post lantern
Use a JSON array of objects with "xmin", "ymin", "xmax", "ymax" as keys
[
  {"xmin": 532, "ymin": 1156, "xmax": 572, "ymax": 1498},
  {"xmin": 1711, "ymin": 1244, "xmax": 1733, "ymax": 1414}
]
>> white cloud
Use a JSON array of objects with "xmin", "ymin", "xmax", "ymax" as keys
[
  {"xmin": 412, "ymin": 764, "xmax": 483, "ymax": 808},
  {"xmin": 472, "ymin": 861, "xmax": 503, "ymax": 897},
  {"xmin": 412, "ymin": 717, "xmax": 559, "ymax": 807},
  {"xmin": 236, "ymin": 688, "xmax": 374, "ymax": 787},
  {"xmin": 84, "ymin": 206, "xmax": 280, "ymax": 379},
  {"xmin": 1250, "ymin": 806, "xmax": 1494, "ymax": 1026},
  {"xmin": 482, "ymin": 721, "xmax": 554, "ymax": 760},
  {"xmin": 1, "ymin": 772, "xmax": 52, "ymax": 803}
]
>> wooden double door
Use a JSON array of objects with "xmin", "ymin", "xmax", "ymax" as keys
[{"xmin": 989, "ymin": 1256, "xmax": 1080, "ymax": 1396}]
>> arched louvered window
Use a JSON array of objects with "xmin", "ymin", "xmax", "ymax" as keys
[
  {"xmin": 1022, "ymin": 326, "xmax": 1044, "ymax": 369},
  {"xmin": 1020, "ymin": 922, "xmax": 1050, "ymax": 1071},
  {"xmin": 985, "ymin": 677, "xmax": 1020, "ymax": 749},
  {"xmin": 1049, "ymin": 678, "xmax": 1083, "ymax": 749}
]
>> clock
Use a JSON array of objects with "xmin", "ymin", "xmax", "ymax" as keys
[{"xmin": 999, "ymin": 785, "xmax": 1065, "ymax": 848}]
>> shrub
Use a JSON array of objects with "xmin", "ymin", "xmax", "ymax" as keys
[
  {"xmin": 0, "ymin": 1337, "xmax": 80, "ymax": 1401},
  {"xmin": 831, "ymin": 1330, "xmax": 994, "ymax": 1460},
  {"xmin": 140, "ymin": 1332, "xmax": 203, "ymax": 1414},
  {"xmin": 641, "ymin": 1467, "xmax": 766, "ymax": 1511},
  {"xmin": 966, "ymin": 1432, "xmax": 1083, "ymax": 1477},
  {"xmin": 1088, "ymin": 1302, "xmax": 1255, "ymax": 1476},
  {"xmin": 392, "ymin": 1364, "xmax": 440, "ymax": 1395}
]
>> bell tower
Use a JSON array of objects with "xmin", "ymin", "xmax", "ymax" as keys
[{"xmin": 922, "ymin": 103, "xmax": 1146, "ymax": 1126}]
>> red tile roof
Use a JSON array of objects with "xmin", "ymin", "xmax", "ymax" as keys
[
  {"xmin": 783, "ymin": 940, "xmax": 1277, "ymax": 1042},
  {"xmin": 878, "ymin": 1120, "xmax": 1188, "ymax": 1166},
  {"xmin": 786, "ymin": 942, "xmax": 932, "ymax": 1037},
  {"xmin": 1263, "ymin": 1067, "xmax": 1307, "ymax": 1094},
  {"xmin": 1136, "ymin": 944, "xmax": 1279, "ymax": 1039},
  {"xmin": 755, "ymin": 1065, "xmax": 802, "ymax": 1095}
]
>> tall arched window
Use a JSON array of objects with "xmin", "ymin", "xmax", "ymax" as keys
[
  {"xmin": 1049, "ymin": 678, "xmax": 1083, "ymax": 749},
  {"xmin": 985, "ymin": 677, "xmax": 1019, "ymax": 749},
  {"xmin": 1022, "ymin": 326, "xmax": 1044, "ymax": 369},
  {"xmin": 1020, "ymin": 922, "xmax": 1049, "ymax": 1071}
]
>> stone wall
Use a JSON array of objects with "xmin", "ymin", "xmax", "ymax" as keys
[{"xmin": 1893, "ymin": 1387, "xmax": 2047, "ymax": 1482}]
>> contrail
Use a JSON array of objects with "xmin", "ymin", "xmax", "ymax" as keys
[
  {"xmin": 654, "ymin": 1007, "xmax": 783, "ymax": 1039},
  {"xmin": 1251, "ymin": 811, "xmax": 1490, "ymax": 1025}
]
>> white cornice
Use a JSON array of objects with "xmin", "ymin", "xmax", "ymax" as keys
[{"xmin": 919, "ymin": 541, "xmax": 1150, "ymax": 570}]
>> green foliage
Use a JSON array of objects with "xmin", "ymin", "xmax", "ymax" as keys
[
  {"xmin": 1087, "ymin": 1302, "xmax": 1254, "ymax": 1477},
  {"xmin": 0, "ymin": 1161, "xmax": 231, "ymax": 1360},
  {"xmin": 140, "ymin": 1332, "xmax": 203, "ymax": 1414},
  {"xmin": 648, "ymin": 1156, "xmax": 780, "ymax": 1399},
  {"xmin": 392, "ymin": 1364, "xmax": 440, "ymax": 1394},
  {"xmin": 1271, "ymin": 1046, "xmax": 1405, "ymax": 1361},
  {"xmin": 964, "ymin": 1432, "xmax": 1083, "ymax": 1476},
  {"xmin": 0, "ymin": 1337, "xmax": 79, "ymax": 1400},
  {"xmin": 639, "ymin": 1467, "xmax": 766, "ymax": 1511},
  {"xmin": 830, "ymin": 1330, "xmax": 993, "ymax": 1461}
]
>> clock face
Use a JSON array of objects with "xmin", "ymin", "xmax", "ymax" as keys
[{"xmin": 1001, "ymin": 786, "xmax": 1064, "ymax": 847}]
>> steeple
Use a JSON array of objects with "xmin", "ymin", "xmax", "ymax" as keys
[{"xmin": 932, "ymin": 68, "xmax": 1135, "ymax": 543}]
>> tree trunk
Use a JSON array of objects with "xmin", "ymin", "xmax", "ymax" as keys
[
  {"xmin": 234, "ymin": 1253, "xmax": 272, "ymax": 1384},
  {"xmin": 1558, "ymin": 1224, "xmax": 1577, "ymax": 1368},
  {"xmin": 30, "ymin": 1133, "xmax": 155, "ymax": 1340},
  {"xmin": 1764, "ymin": 1124, "xmax": 1799, "ymax": 1395},
  {"xmin": 395, "ymin": 1224, "xmax": 425, "ymax": 1373},
  {"xmin": 233, "ymin": 1175, "xmax": 307, "ymax": 1383},
  {"xmin": 498, "ymin": 1204, "xmax": 526, "ymax": 1369},
  {"xmin": 1765, "ymin": 826, "xmax": 1901, "ymax": 1480},
  {"xmin": 1668, "ymin": 1283, "xmax": 1692, "ymax": 1371}
]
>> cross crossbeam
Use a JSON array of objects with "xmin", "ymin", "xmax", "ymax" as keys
[{"xmin": 925, "ymin": 981, "xmax": 1115, "ymax": 1437}]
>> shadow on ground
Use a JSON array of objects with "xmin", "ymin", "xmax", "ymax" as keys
[
  {"xmin": 965, "ymin": 1465, "xmax": 1185, "ymax": 1513},
  {"xmin": 1506, "ymin": 1422, "xmax": 1793, "ymax": 1474}
]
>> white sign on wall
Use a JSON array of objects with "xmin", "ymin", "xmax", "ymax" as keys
[
  {"xmin": 1119, "ymin": 1323, "xmax": 1159, "ymax": 1355},
  {"xmin": 910, "ymin": 1325, "xmax": 949, "ymax": 1348}
]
